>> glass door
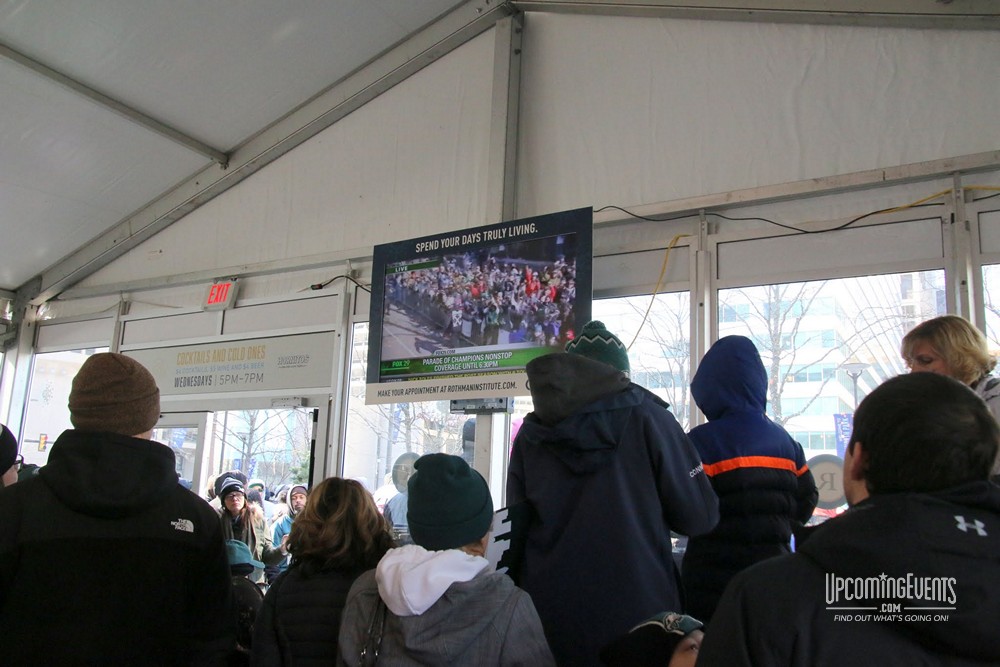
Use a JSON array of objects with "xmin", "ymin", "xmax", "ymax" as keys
[{"xmin": 153, "ymin": 412, "xmax": 210, "ymax": 494}]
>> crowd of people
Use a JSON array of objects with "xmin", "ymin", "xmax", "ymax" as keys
[
  {"xmin": 385, "ymin": 251, "xmax": 578, "ymax": 349},
  {"xmin": 0, "ymin": 311, "xmax": 998, "ymax": 665}
]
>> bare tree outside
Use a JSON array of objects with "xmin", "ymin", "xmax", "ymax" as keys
[
  {"xmin": 596, "ymin": 293, "xmax": 692, "ymax": 429},
  {"xmin": 215, "ymin": 408, "xmax": 313, "ymax": 490},
  {"xmin": 982, "ymin": 264, "xmax": 1000, "ymax": 351},
  {"xmin": 718, "ymin": 271, "xmax": 944, "ymax": 449},
  {"xmin": 344, "ymin": 322, "xmax": 468, "ymax": 497}
]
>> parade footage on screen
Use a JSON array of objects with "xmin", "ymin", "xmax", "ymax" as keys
[{"xmin": 365, "ymin": 208, "xmax": 593, "ymax": 403}]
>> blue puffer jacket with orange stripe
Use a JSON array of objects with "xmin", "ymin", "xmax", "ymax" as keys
[{"xmin": 681, "ymin": 335, "xmax": 818, "ymax": 624}]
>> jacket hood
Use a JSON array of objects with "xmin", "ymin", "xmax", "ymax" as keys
[
  {"xmin": 691, "ymin": 335, "xmax": 767, "ymax": 419},
  {"xmin": 374, "ymin": 545, "xmax": 514, "ymax": 663},
  {"xmin": 376, "ymin": 544, "xmax": 491, "ymax": 616},
  {"xmin": 37, "ymin": 429, "xmax": 179, "ymax": 519},
  {"xmin": 798, "ymin": 482, "xmax": 1000, "ymax": 661},
  {"xmin": 520, "ymin": 357, "xmax": 665, "ymax": 475},
  {"xmin": 525, "ymin": 353, "xmax": 629, "ymax": 426}
]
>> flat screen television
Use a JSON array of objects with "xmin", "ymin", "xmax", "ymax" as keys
[{"xmin": 365, "ymin": 207, "xmax": 593, "ymax": 404}]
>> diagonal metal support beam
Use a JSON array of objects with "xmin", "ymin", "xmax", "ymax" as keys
[{"xmin": 0, "ymin": 41, "xmax": 229, "ymax": 166}]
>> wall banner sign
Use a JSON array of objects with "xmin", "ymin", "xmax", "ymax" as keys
[{"xmin": 127, "ymin": 331, "xmax": 336, "ymax": 396}]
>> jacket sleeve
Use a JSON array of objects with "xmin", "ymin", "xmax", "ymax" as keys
[
  {"xmin": 186, "ymin": 511, "xmax": 237, "ymax": 667},
  {"xmin": 250, "ymin": 578, "xmax": 281, "ymax": 667},
  {"xmin": 791, "ymin": 440, "xmax": 819, "ymax": 523},
  {"xmin": 336, "ymin": 572, "xmax": 378, "ymax": 667},
  {"xmin": 646, "ymin": 402, "xmax": 719, "ymax": 536},
  {"xmin": 256, "ymin": 516, "xmax": 285, "ymax": 566},
  {"xmin": 505, "ymin": 435, "xmax": 526, "ymax": 506},
  {"xmin": 272, "ymin": 515, "xmax": 290, "ymax": 548},
  {"xmin": 499, "ymin": 590, "xmax": 556, "ymax": 666},
  {"xmin": 0, "ymin": 483, "xmax": 26, "ymax": 611},
  {"xmin": 694, "ymin": 571, "xmax": 759, "ymax": 667}
]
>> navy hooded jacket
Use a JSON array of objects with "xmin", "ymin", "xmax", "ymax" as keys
[
  {"xmin": 681, "ymin": 335, "xmax": 818, "ymax": 623},
  {"xmin": 508, "ymin": 352, "xmax": 718, "ymax": 667}
]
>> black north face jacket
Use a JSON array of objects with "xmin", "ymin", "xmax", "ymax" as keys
[{"xmin": 0, "ymin": 430, "xmax": 234, "ymax": 665}]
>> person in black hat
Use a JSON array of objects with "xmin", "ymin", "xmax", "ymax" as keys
[
  {"xmin": 225, "ymin": 539, "xmax": 265, "ymax": 666},
  {"xmin": 600, "ymin": 612, "xmax": 705, "ymax": 667},
  {"xmin": 218, "ymin": 473, "xmax": 283, "ymax": 584},
  {"xmin": 508, "ymin": 320, "xmax": 719, "ymax": 667},
  {"xmin": 0, "ymin": 352, "xmax": 235, "ymax": 664},
  {"xmin": 338, "ymin": 453, "xmax": 555, "ymax": 666}
]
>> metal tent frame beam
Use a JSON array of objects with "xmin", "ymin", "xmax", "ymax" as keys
[
  {"xmin": 512, "ymin": 0, "xmax": 1000, "ymax": 30},
  {"xmin": 0, "ymin": 42, "xmax": 229, "ymax": 166}
]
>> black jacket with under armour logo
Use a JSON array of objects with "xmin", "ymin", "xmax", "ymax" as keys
[{"xmin": 698, "ymin": 481, "xmax": 1000, "ymax": 666}]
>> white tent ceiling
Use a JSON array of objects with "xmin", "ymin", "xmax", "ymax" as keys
[
  {"xmin": 0, "ymin": 0, "xmax": 466, "ymax": 294},
  {"xmin": 1, "ymin": 0, "xmax": 997, "ymax": 302}
]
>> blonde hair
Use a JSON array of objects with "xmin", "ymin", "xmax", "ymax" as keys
[
  {"xmin": 901, "ymin": 315, "xmax": 996, "ymax": 385},
  {"xmin": 288, "ymin": 477, "xmax": 394, "ymax": 575}
]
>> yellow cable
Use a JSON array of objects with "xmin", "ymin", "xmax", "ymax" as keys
[
  {"xmin": 621, "ymin": 185, "xmax": 997, "ymax": 351},
  {"xmin": 626, "ymin": 233, "xmax": 690, "ymax": 351},
  {"xmin": 871, "ymin": 189, "xmax": 951, "ymax": 216}
]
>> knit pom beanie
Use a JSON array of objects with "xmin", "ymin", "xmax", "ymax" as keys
[
  {"xmin": 565, "ymin": 320, "xmax": 630, "ymax": 374},
  {"xmin": 68, "ymin": 353, "xmax": 161, "ymax": 436}
]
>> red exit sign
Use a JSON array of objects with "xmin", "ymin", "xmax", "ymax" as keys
[{"xmin": 203, "ymin": 279, "xmax": 239, "ymax": 311}]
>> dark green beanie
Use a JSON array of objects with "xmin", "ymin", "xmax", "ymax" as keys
[
  {"xmin": 407, "ymin": 453, "xmax": 493, "ymax": 551},
  {"xmin": 565, "ymin": 320, "xmax": 630, "ymax": 374}
]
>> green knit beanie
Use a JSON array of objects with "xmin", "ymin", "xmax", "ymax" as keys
[
  {"xmin": 565, "ymin": 320, "xmax": 630, "ymax": 374},
  {"xmin": 407, "ymin": 453, "xmax": 493, "ymax": 551}
]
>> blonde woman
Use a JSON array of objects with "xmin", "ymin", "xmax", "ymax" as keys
[{"xmin": 902, "ymin": 314, "xmax": 1000, "ymax": 474}]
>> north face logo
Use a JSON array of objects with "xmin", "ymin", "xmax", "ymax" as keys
[{"xmin": 171, "ymin": 518, "xmax": 195, "ymax": 533}]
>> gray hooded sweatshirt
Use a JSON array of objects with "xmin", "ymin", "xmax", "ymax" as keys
[{"xmin": 337, "ymin": 544, "xmax": 554, "ymax": 666}]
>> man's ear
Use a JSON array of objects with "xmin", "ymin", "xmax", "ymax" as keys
[
  {"xmin": 846, "ymin": 441, "xmax": 868, "ymax": 482},
  {"xmin": 844, "ymin": 441, "xmax": 871, "ymax": 506}
]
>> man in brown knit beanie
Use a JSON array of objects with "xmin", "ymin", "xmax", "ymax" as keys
[{"xmin": 0, "ymin": 352, "xmax": 235, "ymax": 665}]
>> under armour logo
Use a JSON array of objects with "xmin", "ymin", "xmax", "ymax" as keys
[
  {"xmin": 954, "ymin": 515, "xmax": 987, "ymax": 536},
  {"xmin": 171, "ymin": 518, "xmax": 195, "ymax": 533}
]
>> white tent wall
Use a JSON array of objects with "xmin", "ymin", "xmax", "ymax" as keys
[{"xmin": 516, "ymin": 14, "xmax": 1000, "ymax": 217}]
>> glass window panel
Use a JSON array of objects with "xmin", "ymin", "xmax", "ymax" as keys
[
  {"xmin": 718, "ymin": 271, "xmax": 946, "ymax": 455},
  {"xmin": 508, "ymin": 292, "xmax": 693, "ymax": 432},
  {"xmin": 150, "ymin": 425, "xmax": 200, "ymax": 488},
  {"xmin": 593, "ymin": 293, "xmax": 692, "ymax": 429},
  {"xmin": 982, "ymin": 264, "xmax": 1000, "ymax": 351},
  {"xmin": 344, "ymin": 322, "xmax": 473, "ymax": 540},
  {"xmin": 207, "ymin": 408, "xmax": 314, "ymax": 494},
  {"xmin": 21, "ymin": 348, "xmax": 107, "ymax": 467}
]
